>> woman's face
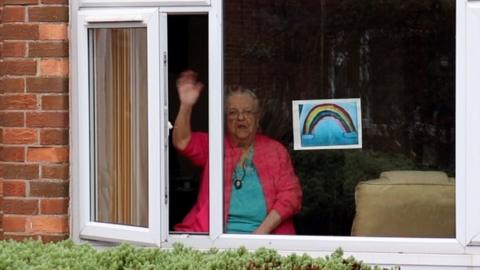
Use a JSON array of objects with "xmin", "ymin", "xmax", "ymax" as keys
[{"xmin": 226, "ymin": 94, "xmax": 259, "ymax": 147}]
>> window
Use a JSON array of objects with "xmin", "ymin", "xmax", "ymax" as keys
[
  {"xmin": 223, "ymin": 0, "xmax": 456, "ymax": 238},
  {"xmin": 90, "ymin": 27, "xmax": 149, "ymax": 228},
  {"xmin": 71, "ymin": 0, "xmax": 480, "ymax": 266},
  {"xmin": 74, "ymin": 7, "xmax": 211, "ymax": 245},
  {"xmin": 74, "ymin": 8, "xmax": 164, "ymax": 245}
]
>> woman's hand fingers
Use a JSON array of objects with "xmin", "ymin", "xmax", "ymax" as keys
[
  {"xmin": 177, "ymin": 70, "xmax": 197, "ymax": 85},
  {"xmin": 177, "ymin": 70, "xmax": 204, "ymax": 106}
]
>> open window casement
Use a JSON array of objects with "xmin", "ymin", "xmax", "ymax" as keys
[{"xmin": 75, "ymin": 8, "xmax": 167, "ymax": 245}]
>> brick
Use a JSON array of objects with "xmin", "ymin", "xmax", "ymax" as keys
[
  {"xmin": 2, "ymin": 6, "xmax": 25, "ymax": 22},
  {"xmin": 0, "ymin": 146, "xmax": 25, "ymax": 162},
  {"xmin": 39, "ymin": 58, "xmax": 68, "ymax": 76},
  {"xmin": 3, "ymin": 216, "xmax": 27, "ymax": 232},
  {"xmin": 1, "ymin": 24, "xmax": 38, "ymax": 40},
  {"xmin": 41, "ymin": 165, "xmax": 68, "ymax": 179},
  {"xmin": 40, "ymin": 129, "xmax": 68, "ymax": 145},
  {"xmin": 27, "ymin": 147, "xmax": 68, "ymax": 162},
  {"xmin": 0, "ymin": 94, "xmax": 37, "ymax": 110},
  {"xmin": 41, "ymin": 234, "xmax": 69, "ymax": 243},
  {"xmin": 29, "ymin": 216, "xmax": 68, "ymax": 233},
  {"xmin": 1, "ymin": 60, "xmax": 36, "ymax": 76},
  {"xmin": 3, "ymin": 199, "xmax": 38, "ymax": 214},
  {"xmin": 39, "ymin": 24, "xmax": 67, "ymax": 40},
  {"xmin": 40, "ymin": 198, "xmax": 68, "ymax": 214},
  {"xmin": 28, "ymin": 7, "xmax": 68, "ymax": 22},
  {"xmin": 3, "ymin": 42, "xmax": 26, "ymax": 57},
  {"xmin": 29, "ymin": 42, "xmax": 68, "ymax": 57},
  {"xmin": 27, "ymin": 112, "xmax": 68, "ymax": 128},
  {"xmin": 27, "ymin": 77, "xmax": 68, "ymax": 93},
  {"xmin": 41, "ymin": 95, "xmax": 68, "ymax": 110},
  {"xmin": 30, "ymin": 181, "xmax": 68, "ymax": 197},
  {"xmin": 1, "ymin": 164, "xmax": 39, "ymax": 179},
  {"xmin": 4, "ymin": 0, "xmax": 38, "ymax": 4},
  {"xmin": 0, "ymin": 78, "xmax": 25, "ymax": 93},
  {"xmin": 3, "ymin": 128, "xmax": 38, "ymax": 144},
  {"xmin": 0, "ymin": 112, "xmax": 25, "ymax": 127},
  {"xmin": 3, "ymin": 180, "xmax": 26, "ymax": 197}
]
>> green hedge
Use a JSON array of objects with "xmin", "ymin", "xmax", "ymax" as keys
[{"xmin": 0, "ymin": 240, "xmax": 393, "ymax": 270}]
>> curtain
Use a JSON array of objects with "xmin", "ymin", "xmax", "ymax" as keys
[{"xmin": 93, "ymin": 28, "xmax": 148, "ymax": 227}]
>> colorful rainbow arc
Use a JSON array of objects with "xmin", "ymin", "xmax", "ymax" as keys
[{"xmin": 302, "ymin": 103, "xmax": 357, "ymax": 135}]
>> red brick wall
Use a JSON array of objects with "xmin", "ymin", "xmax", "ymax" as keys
[
  {"xmin": 0, "ymin": 0, "xmax": 4, "ymax": 241},
  {"xmin": 0, "ymin": 0, "xmax": 69, "ymax": 242}
]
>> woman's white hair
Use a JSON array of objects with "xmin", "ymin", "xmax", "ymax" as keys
[{"xmin": 225, "ymin": 85, "xmax": 259, "ymax": 111}]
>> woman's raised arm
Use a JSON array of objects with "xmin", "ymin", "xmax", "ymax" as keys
[{"xmin": 172, "ymin": 70, "xmax": 204, "ymax": 150}]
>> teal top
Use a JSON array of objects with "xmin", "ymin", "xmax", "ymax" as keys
[{"xmin": 227, "ymin": 147, "xmax": 267, "ymax": 234}]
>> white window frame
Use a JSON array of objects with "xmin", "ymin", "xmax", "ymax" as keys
[
  {"xmin": 78, "ymin": 0, "xmax": 209, "ymax": 8},
  {"xmin": 465, "ymin": 0, "xmax": 480, "ymax": 246},
  {"xmin": 165, "ymin": 0, "xmax": 480, "ymax": 266},
  {"xmin": 71, "ymin": 0, "xmax": 480, "ymax": 266},
  {"xmin": 73, "ymin": 8, "xmax": 165, "ymax": 245}
]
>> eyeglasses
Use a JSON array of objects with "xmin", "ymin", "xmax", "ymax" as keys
[{"xmin": 226, "ymin": 109, "xmax": 258, "ymax": 119}]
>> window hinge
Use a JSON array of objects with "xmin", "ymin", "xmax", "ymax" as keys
[
  {"xmin": 164, "ymin": 194, "xmax": 168, "ymax": 204},
  {"xmin": 163, "ymin": 52, "xmax": 167, "ymax": 65}
]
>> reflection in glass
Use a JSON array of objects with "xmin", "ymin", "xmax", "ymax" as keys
[
  {"xmin": 90, "ymin": 28, "xmax": 148, "ymax": 227},
  {"xmin": 225, "ymin": 1, "xmax": 455, "ymax": 237}
]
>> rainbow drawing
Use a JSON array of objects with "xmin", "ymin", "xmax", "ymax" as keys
[
  {"xmin": 292, "ymin": 98, "xmax": 362, "ymax": 150},
  {"xmin": 302, "ymin": 103, "xmax": 357, "ymax": 135}
]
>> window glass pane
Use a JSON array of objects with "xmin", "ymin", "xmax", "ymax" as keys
[
  {"xmin": 224, "ymin": 1, "xmax": 455, "ymax": 237},
  {"xmin": 89, "ymin": 28, "xmax": 149, "ymax": 227}
]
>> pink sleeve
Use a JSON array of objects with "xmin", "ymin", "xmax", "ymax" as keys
[
  {"xmin": 178, "ymin": 132, "xmax": 209, "ymax": 167},
  {"xmin": 271, "ymin": 144, "xmax": 303, "ymax": 221}
]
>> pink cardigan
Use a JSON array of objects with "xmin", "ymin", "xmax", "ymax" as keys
[{"xmin": 174, "ymin": 132, "xmax": 302, "ymax": 234}]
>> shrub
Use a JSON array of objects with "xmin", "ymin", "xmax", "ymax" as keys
[
  {"xmin": 291, "ymin": 149, "xmax": 417, "ymax": 236},
  {"xmin": 0, "ymin": 240, "xmax": 395, "ymax": 270}
]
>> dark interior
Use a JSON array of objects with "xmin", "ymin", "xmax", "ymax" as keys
[{"xmin": 168, "ymin": 15, "xmax": 209, "ymax": 232}]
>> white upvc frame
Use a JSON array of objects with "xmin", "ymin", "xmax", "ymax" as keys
[
  {"xmin": 70, "ymin": 0, "xmax": 480, "ymax": 267},
  {"xmin": 465, "ymin": 0, "xmax": 480, "ymax": 246},
  {"xmin": 167, "ymin": 0, "xmax": 480, "ymax": 266},
  {"xmin": 74, "ymin": 8, "xmax": 165, "ymax": 245},
  {"xmin": 79, "ymin": 0, "xmax": 209, "ymax": 8}
]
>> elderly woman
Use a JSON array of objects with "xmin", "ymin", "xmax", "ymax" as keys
[{"xmin": 173, "ymin": 71, "xmax": 302, "ymax": 234}]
